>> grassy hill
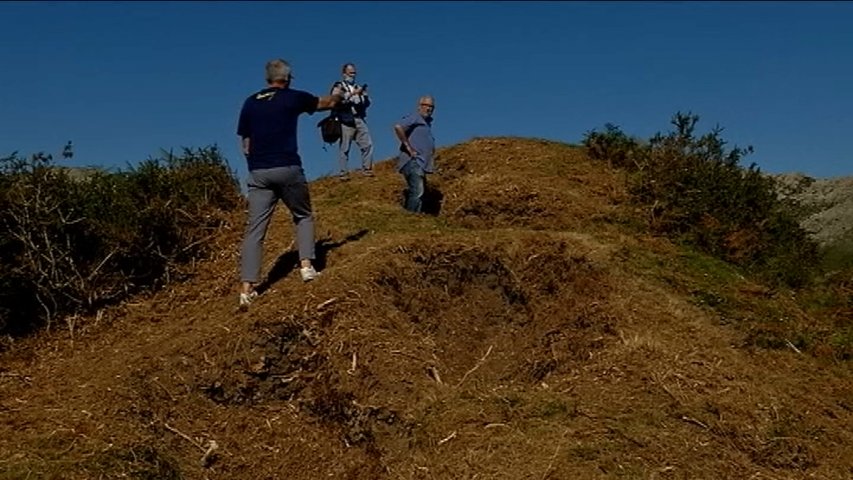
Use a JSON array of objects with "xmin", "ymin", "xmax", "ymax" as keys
[{"xmin": 1, "ymin": 138, "xmax": 851, "ymax": 479}]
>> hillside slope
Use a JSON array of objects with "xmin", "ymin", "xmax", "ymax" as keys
[{"xmin": 1, "ymin": 138, "xmax": 851, "ymax": 479}]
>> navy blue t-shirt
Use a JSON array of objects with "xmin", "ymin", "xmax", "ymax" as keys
[{"xmin": 237, "ymin": 87, "xmax": 318, "ymax": 171}]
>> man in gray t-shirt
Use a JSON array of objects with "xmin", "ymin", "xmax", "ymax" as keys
[{"xmin": 393, "ymin": 96, "xmax": 436, "ymax": 213}]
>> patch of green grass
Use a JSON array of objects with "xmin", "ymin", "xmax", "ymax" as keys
[
  {"xmin": 618, "ymin": 240, "xmax": 851, "ymax": 359},
  {"xmin": 531, "ymin": 397, "xmax": 579, "ymax": 420},
  {"xmin": 821, "ymin": 232, "xmax": 853, "ymax": 272},
  {"xmin": 622, "ymin": 244, "xmax": 742, "ymax": 305},
  {"xmin": 482, "ymin": 390, "xmax": 583, "ymax": 425},
  {"xmin": 86, "ymin": 444, "xmax": 182, "ymax": 480},
  {"xmin": 829, "ymin": 328, "xmax": 853, "ymax": 361},
  {"xmin": 0, "ymin": 441, "xmax": 183, "ymax": 480},
  {"xmin": 567, "ymin": 443, "xmax": 601, "ymax": 461},
  {"xmin": 362, "ymin": 210, "xmax": 456, "ymax": 234},
  {"xmin": 744, "ymin": 318, "xmax": 813, "ymax": 352},
  {"xmin": 0, "ymin": 446, "xmax": 180, "ymax": 480}
]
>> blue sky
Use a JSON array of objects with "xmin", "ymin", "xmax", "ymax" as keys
[{"xmin": 2, "ymin": 1, "xmax": 851, "ymax": 183}]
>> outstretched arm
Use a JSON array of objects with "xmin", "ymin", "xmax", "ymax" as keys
[{"xmin": 317, "ymin": 84, "xmax": 345, "ymax": 111}]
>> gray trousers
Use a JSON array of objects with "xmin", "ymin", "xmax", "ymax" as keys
[
  {"xmin": 338, "ymin": 118, "xmax": 374, "ymax": 173},
  {"xmin": 240, "ymin": 166, "xmax": 314, "ymax": 283}
]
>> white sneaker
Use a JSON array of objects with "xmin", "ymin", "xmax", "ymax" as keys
[
  {"xmin": 300, "ymin": 265, "xmax": 320, "ymax": 282},
  {"xmin": 239, "ymin": 291, "xmax": 258, "ymax": 308}
]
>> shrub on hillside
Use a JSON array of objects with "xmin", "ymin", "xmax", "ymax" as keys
[
  {"xmin": 584, "ymin": 113, "xmax": 820, "ymax": 287},
  {"xmin": 0, "ymin": 146, "xmax": 241, "ymax": 336},
  {"xmin": 582, "ymin": 123, "xmax": 643, "ymax": 170}
]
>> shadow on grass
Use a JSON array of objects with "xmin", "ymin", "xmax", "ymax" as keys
[
  {"xmin": 401, "ymin": 185, "xmax": 444, "ymax": 216},
  {"xmin": 255, "ymin": 229, "xmax": 369, "ymax": 294},
  {"xmin": 422, "ymin": 186, "xmax": 444, "ymax": 216}
]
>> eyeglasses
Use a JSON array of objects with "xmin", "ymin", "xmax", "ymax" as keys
[{"xmin": 420, "ymin": 103, "xmax": 435, "ymax": 108}]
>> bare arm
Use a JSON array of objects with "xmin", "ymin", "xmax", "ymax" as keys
[
  {"xmin": 317, "ymin": 94, "xmax": 343, "ymax": 111},
  {"xmin": 317, "ymin": 85, "xmax": 345, "ymax": 111}
]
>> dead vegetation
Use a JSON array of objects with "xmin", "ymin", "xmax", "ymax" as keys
[{"xmin": 1, "ymin": 137, "xmax": 851, "ymax": 479}]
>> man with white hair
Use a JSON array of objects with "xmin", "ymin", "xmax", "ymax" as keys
[
  {"xmin": 236, "ymin": 59, "xmax": 344, "ymax": 308},
  {"xmin": 393, "ymin": 96, "xmax": 436, "ymax": 213}
]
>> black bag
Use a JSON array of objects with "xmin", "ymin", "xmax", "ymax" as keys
[{"xmin": 317, "ymin": 114, "xmax": 342, "ymax": 144}]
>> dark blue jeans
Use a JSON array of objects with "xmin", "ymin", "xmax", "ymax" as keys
[{"xmin": 401, "ymin": 159, "xmax": 426, "ymax": 213}]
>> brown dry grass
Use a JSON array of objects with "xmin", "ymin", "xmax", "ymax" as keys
[{"xmin": 1, "ymin": 137, "xmax": 851, "ymax": 479}]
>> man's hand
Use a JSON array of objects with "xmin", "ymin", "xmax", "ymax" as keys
[{"xmin": 318, "ymin": 90, "xmax": 344, "ymax": 111}]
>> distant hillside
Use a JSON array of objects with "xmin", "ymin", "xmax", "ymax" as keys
[
  {"xmin": 773, "ymin": 173, "xmax": 853, "ymax": 249},
  {"xmin": 61, "ymin": 165, "xmax": 105, "ymax": 181}
]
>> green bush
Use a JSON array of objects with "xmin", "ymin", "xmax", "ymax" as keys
[
  {"xmin": 0, "ymin": 146, "xmax": 241, "ymax": 336},
  {"xmin": 584, "ymin": 113, "xmax": 820, "ymax": 287},
  {"xmin": 582, "ymin": 123, "xmax": 643, "ymax": 170}
]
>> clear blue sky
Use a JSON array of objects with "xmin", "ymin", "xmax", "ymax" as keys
[{"xmin": 2, "ymin": 1, "xmax": 851, "ymax": 182}]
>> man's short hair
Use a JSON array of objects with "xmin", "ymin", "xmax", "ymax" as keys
[
  {"xmin": 341, "ymin": 63, "xmax": 356, "ymax": 73},
  {"xmin": 266, "ymin": 59, "xmax": 292, "ymax": 83}
]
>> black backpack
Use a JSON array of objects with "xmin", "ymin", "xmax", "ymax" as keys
[{"xmin": 317, "ymin": 114, "xmax": 342, "ymax": 144}]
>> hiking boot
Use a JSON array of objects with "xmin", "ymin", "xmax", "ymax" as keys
[
  {"xmin": 338, "ymin": 171, "xmax": 350, "ymax": 182},
  {"xmin": 361, "ymin": 168, "xmax": 375, "ymax": 177},
  {"xmin": 300, "ymin": 265, "xmax": 320, "ymax": 282},
  {"xmin": 239, "ymin": 291, "xmax": 258, "ymax": 309}
]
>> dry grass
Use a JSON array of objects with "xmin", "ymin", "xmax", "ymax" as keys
[{"xmin": 1, "ymin": 137, "xmax": 851, "ymax": 479}]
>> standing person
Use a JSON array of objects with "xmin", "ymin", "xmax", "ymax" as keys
[
  {"xmin": 236, "ymin": 59, "xmax": 344, "ymax": 308},
  {"xmin": 393, "ymin": 96, "xmax": 436, "ymax": 213},
  {"xmin": 331, "ymin": 63, "xmax": 374, "ymax": 179}
]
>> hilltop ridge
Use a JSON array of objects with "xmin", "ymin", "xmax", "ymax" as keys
[{"xmin": 1, "ymin": 137, "xmax": 851, "ymax": 479}]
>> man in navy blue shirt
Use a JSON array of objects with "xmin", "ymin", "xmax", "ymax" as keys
[
  {"xmin": 237, "ymin": 59, "xmax": 343, "ymax": 308},
  {"xmin": 393, "ymin": 96, "xmax": 436, "ymax": 213}
]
